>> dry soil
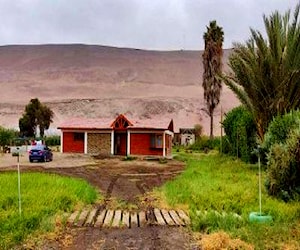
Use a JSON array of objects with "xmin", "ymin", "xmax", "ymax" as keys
[{"xmin": 0, "ymin": 152, "xmax": 200, "ymax": 249}]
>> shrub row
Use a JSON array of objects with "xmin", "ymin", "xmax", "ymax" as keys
[
  {"xmin": 264, "ymin": 110, "xmax": 300, "ymax": 201},
  {"xmin": 188, "ymin": 136, "xmax": 220, "ymax": 152},
  {"xmin": 44, "ymin": 135, "xmax": 61, "ymax": 146},
  {"xmin": 222, "ymin": 106, "xmax": 257, "ymax": 163}
]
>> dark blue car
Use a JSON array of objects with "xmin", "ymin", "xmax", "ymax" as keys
[{"xmin": 29, "ymin": 145, "xmax": 53, "ymax": 162}]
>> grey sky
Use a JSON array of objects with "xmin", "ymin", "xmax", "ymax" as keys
[{"xmin": 0, "ymin": 0, "xmax": 298, "ymax": 50}]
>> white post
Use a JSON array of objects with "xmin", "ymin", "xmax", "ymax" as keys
[
  {"xmin": 163, "ymin": 132, "xmax": 166, "ymax": 157},
  {"xmin": 84, "ymin": 132, "xmax": 88, "ymax": 154},
  {"xmin": 17, "ymin": 148, "xmax": 22, "ymax": 216},
  {"xmin": 220, "ymin": 105, "xmax": 223, "ymax": 154},
  {"xmin": 127, "ymin": 130, "xmax": 131, "ymax": 156},
  {"xmin": 111, "ymin": 130, "xmax": 114, "ymax": 155},
  {"xmin": 259, "ymin": 154, "xmax": 262, "ymax": 215},
  {"xmin": 60, "ymin": 130, "xmax": 63, "ymax": 153}
]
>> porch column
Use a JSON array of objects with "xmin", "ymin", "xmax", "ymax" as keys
[
  {"xmin": 60, "ymin": 130, "xmax": 63, "ymax": 153},
  {"xmin": 127, "ymin": 130, "xmax": 131, "ymax": 155},
  {"xmin": 111, "ymin": 130, "xmax": 114, "ymax": 155},
  {"xmin": 163, "ymin": 132, "xmax": 166, "ymax": 157},
  {"xmin": 84, "ymin": 132, "xmax": 88, "ymax": 154}
]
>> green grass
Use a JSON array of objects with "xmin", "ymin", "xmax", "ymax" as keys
[
  {"xmin": 0, "ymin": 172, "xmax": 100, "ymax": 249},
  {"xmin": 159, "ymin": 151, "xmax": 300, "ymax": 249}
]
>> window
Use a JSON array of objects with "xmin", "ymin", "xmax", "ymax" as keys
[
  {"xmin": 74, "ymin": 132, "xmax": 84, "ymax": 141},
  {"xmin": 150, "ymin": 134, "xmax": 163, "ymax": 148}
]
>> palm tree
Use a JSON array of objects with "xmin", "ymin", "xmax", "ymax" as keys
[
  {"xmin": 202, "ymin": 20, "xmax": 224, "ymax": 139},
  {"xmin": 222, "ymin": 4, "xmax": 300, "ymax": 140}
]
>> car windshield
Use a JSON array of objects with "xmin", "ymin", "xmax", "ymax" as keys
[{"xmin": 31, "ymin": 145, "xmax": 46, "ymax": 150}]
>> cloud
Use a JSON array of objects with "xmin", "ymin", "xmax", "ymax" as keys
[{"xmin": 0, "ymin": 0, "xmax": 298, "ymax": 49}]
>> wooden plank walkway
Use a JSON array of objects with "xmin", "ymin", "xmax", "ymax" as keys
[{"xmin": 66, "ymin": 208, "xmax": 190, "ymax": 228}]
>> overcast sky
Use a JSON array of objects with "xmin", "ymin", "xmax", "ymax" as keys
[{"xmin": 0, "ymin": 0, "xmax": 298, "ymax": 50}]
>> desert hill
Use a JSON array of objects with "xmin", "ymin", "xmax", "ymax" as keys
[{"xmin": 0, "ymin": 44, "xmax": 239, "ymax": 135}]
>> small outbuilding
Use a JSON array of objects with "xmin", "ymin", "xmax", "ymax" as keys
[
  {"xmin": 58, "ymin": 114, "xmax": 174, "ymax": 157},
  {"xmin": 179, "ymin": 128, "xmax": 196, "ymax": 146}
]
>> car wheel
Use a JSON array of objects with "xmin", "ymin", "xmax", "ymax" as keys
[{"xmin": 30, "ymin": 159, "xmax": 33, "ymax": 163}]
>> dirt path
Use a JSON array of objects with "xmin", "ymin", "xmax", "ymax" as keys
[{"xmin": 0, "ymin": 153, "xmax": 199, "ymax": 249}]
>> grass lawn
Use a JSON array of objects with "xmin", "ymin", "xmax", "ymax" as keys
[
  {"xmin": 156, "ymin": 151, "xmax": 300, "ymax": 249},
  {"xmin": 0, "ymin": 172, "xmax": 100, "ymax": 249}
]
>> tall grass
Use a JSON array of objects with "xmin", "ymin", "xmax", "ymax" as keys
[
  {"xmin": 0, "ymin": 172, "xmax": 99, "ymax": 249},
  {"xmin": 159, "ymin": 151, "xmax": 300, "ymax": 248}
]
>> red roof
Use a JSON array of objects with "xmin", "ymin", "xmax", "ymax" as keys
[
  {"xmin": 128, "ymin": 118, "xmax": 173, "ymax": 130},
  {"xmin": 58, "ymin": 117, "xmax": 112, "ymax": 130},
  {"xmin": 58, "ymin": 114, "xmax": 173, "ymax": 132}
]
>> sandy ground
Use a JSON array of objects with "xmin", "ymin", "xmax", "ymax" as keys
[
  {"xmin": 0, "ymin": 45, "xmax": 239, "ymax": 135},
  {"xmin": 0, "ymin": 152, "xmax": 96, "ymax": 169},
  {"xmin": 0, "ymin": 152, "xmax": 200, "ymax": 249}
]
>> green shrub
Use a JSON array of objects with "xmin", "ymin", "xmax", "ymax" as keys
[
  {"xmin": 122, "ymin": 156, "xmax": 137, "ymax": 161},
  {"xmin": 188, "ymin": 136, "xmax": 220, "ymax": 152},
  {"xmin": 44, "ymin": 135, "xmax": 61, "ymax": 146},
  {"xmin": 194, "ymin": 124, "xmax": 203, "ymax": 140},
  {"xmin": 263, "ymin": 110, "xmax": 300, "ymax": 152},
  {"xmin": 266, "ymin": 129, "xmax": 300, "ymax": 201},
  {"xmin": 0, "ymin": 127, "xmax": 17, "ymax": 152},
  {"xmin": 219, "ymin": 135, "xmax": 232, "ymax": 154},
  {"xmin": 222, "ymin": 106, "xmax": 257, "ymax": 163}
]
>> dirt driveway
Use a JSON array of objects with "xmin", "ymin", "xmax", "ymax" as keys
[{"xmin": 0, "ymin": 152, "xmax": 199, "ymax": 249}]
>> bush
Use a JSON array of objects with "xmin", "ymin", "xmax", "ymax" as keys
[
  {"xmin": 188, "ymin": 136, "xmax": 220, "ymax": 152},
  {"xmin": 266, "ymin": 128, "xmax": 300, "ymax": 201},
  {"xmin": 222, "ymin": 106, "xmax": 257, "ymax": 163},
  {"xmin": 194, "ymin": 124, "xmax": 203, "ymax": 140},
  {"xmin": 263, "ymin": 110, "xmax": 300, "ymax": 152},
  {"xmin": 0, "ymin": 127, "xmax": 17, "ymax": 152},
  {"xmin": 220, "ymin": 135, "xmax": 232, "ymax": 155},
  {"xmin": 44, "ymin": 135, "xmax": 61, "ymax": 146}
]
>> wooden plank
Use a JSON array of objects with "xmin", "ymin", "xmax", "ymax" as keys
[
  {"xmin": 122, "ymin": 211, "xmax": 130, "ymax": 228},
  {"xmin": 103, "ymin": 210, "xmax": 114, "ymax": 227},
  {"xmin": 77, "ymin": 209, "xmax": 89, "ymax": 226},
  {"xmin": 94, "ymin": 210, "xmax": 107, "ymax": 227},
  {"xmin": 112, "ymin": 210, "xmax": 122, "ymax": 228},
  {"xmin": 177, "ymin": 210, "xmax": 190, "ymax": 224},
  {"xmin": 169, "ymin": 210, "xmax": 184, "ymax": 226},
  {"xmin": 85, "ymin": 208, "xmax": 98, "ymax": 226},
  {"xmin": 161, "ymin": 209, "xmax": 175, "ymax": 226},
  {"xmin": 130, "ymin": 212, "xmax": 138, "ymax": 228},
  {"xmin": 154, "ymin": 208, "xmax": 166, "ymax": 225},
  {"xmin": 138, "ymin": 211, "xmax": 146, "ymax": 227},
  {"xmin": 67, "ymin": 211, "xmax": 79, "ymax": 224}
]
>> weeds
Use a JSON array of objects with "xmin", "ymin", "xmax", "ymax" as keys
[
  {"xmin": 158, "ymin": 151, "xmax": 300, "ymax": 249},
  {"xmin": 0, "ymin": 172, "xmax": 99, "ymax": 249}
]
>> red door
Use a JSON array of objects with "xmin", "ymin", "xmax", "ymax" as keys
[{"xmin": 114, "ymin": 133, "xmax": 127, "ymax": 155}]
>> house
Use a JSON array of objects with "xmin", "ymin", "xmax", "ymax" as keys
[
  {"xmin": 173, "ymin": 128, "xmax": 196, "ymax": 146},
  {"xmin": 57, "ymin": 114, "xmax": 174, "ymax": 157},
  {"xmin": 179, "ymin": 128, "xmax": 196, "ymax": 146}
]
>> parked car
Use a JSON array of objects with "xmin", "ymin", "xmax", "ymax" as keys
[{"xmin": 29, "ymin": 145, "xmax": 53, "ymax": 162}]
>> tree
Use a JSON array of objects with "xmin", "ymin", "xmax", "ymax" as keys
[
  {"xmin": 202, "ymin": 20, "xmax": 224, "ymax": 139},
  {"xmin": 194, "ymin": 124, "xmax": 203, "ymax": 140},
  {"xmin": 0, "ymin": 127, "xmax": 16, "ymax": 152},
  {"xmin": 19, "ymin": 98, "xmax": 54, "ymax": 138},
  {"xmin": 222, "ymin": 4, "xmax": 300, "ymax": 141}
]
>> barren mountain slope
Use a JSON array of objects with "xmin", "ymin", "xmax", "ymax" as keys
[{"xmin": 0, "ymin": 44, "xmax": 239, "ymax": 134}]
